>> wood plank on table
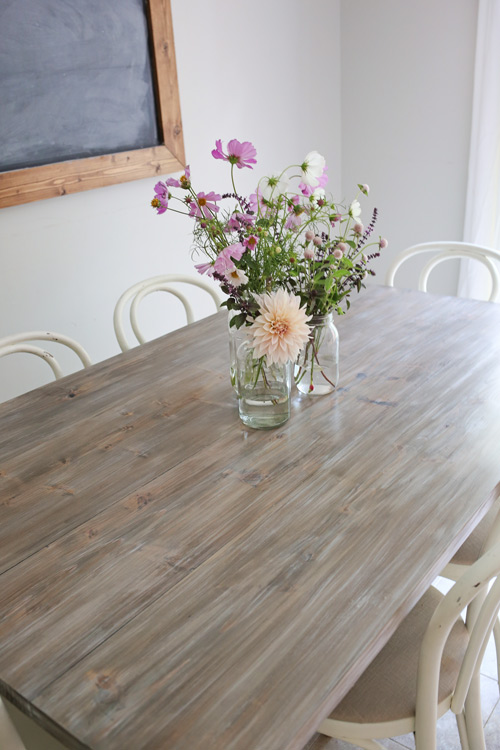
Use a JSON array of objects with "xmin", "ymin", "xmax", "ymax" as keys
[{"xmin": 0, "ymin": 286, "xmax": 499, "ymax": 750}]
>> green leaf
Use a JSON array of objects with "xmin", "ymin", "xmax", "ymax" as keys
[{"xmin": 229, "ymin": 312, "xmax": 247, "ymax": 329}]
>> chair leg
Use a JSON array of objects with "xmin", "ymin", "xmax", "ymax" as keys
[
  {"xmin": 493, "ymin": 616, "xmax": 500, "ymax": 690},
  {"xmin": 464, "ymin": 672, "xmax": 486, "ymax": 750},
  {"xmin": 456, "ymin": 711, "xmax": 470, "ymax": 750},
  {"xmin": 0, "ymin": 697, "xmax": 28, "ymax": 750}
]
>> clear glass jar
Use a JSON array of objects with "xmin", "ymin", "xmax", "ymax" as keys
[
  {"xmin": 294, "ymin": 312, "xmax": 339, "ymax": 395},
  {"xmin": 236, "ymin": 338, "xmax": 292, "ymax": 429},
  {"xmin": 228, "ymin": 311, "xmax": 249, "ymax": 396}
]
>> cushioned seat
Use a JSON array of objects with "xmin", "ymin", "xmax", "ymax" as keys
[
  {"xmin": 331, "ymin": 587, "xmax": 468, "ymax": 725},
  {"xmin": 318, "ymin": 541, "xmax": 500, "ymax": 749}
]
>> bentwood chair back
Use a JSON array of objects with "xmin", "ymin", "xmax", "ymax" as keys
[
  {"xmin": 385, "ymin": 241, "xmax": 500, "ymax": 301},
  {"xmin": 441, "ymin": 489, "xmax": 500, "ymax": 694},
  {"xmin": 0, "ymin": 331, "xmax": 91, "ymax": 381},
  {"xmin": 317, "ymin": 536, "xmax": 500, "ymax": 749},
  {"xmin": 113, "ymin": 274, "xmax": 222, "ymax": 352}
]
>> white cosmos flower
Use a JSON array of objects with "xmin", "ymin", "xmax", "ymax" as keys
[
  {"xmin": 349, "ymin": 199, "xmax": 362, "ymax": 221},
  {"xmin": 301, "ymin": 150, "xmax": 326, "ymax": 187},
  {"xmin": 225, "ymin": 266, "xmax": 248, "ymax": 287},
  {"xmin": 259, "ymin": 175, "xmax": 289, "ymax": 203}
]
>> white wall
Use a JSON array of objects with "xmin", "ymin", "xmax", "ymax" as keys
[
  {"xmin": 0, "ymin": 0, "xmax": 341, "ymax": 401},
  {"xmin": 340, "ymin": 0, "xmax": 478, "ymax": 294},
  {"xmin": 0, "ymin": 0, "xmax": 479, "ymax": 402}
]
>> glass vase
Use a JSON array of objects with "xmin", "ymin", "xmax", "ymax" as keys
[
  {"xmin": 295, "ymin": 312, "xmax": 339, "ymax": 395},
  {"xmin": 228, "ymin": 311, "xmax": 249, "ymax": 396},
  {"xmin": 236, "ymin": 338, "xmax": 292, "ymax": 429}
]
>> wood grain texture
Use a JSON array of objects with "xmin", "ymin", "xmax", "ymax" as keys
[
  {"xmin": 0, "ymin": 0, "xmax": 184, "ymax": 208},
  {"xmin": 1, "ymin": 286, "xmax": 499, "ymax": 750}
]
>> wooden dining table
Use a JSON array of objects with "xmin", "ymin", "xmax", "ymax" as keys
[{"xmin": 1, "ymin": 285, "xmax": 500, "ymax": 750}]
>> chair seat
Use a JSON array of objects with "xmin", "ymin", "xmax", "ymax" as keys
[{"xmin": 330, "ymin": 587, "xmax": 468, "ymax": 724}]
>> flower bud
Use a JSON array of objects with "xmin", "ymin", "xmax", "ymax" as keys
[
  {"xmin": 304, "ymin": 247, "xmax": 315, "ymax": 260},
  {"xmin": 305, "ymin": 230, "xmax": 315, "ymax": 241},
  {"xmin": 313, "ymin": 235, "xmax": 322, "ymax": 247},
  {"xmin": 379, "ymin": 237, "xmax": 388, "ymax": 249},
  {"xmin": 353, "ymin": 222, "xmax": 364, "ymax": 234},
  {"xmin": 333, "ymin": 248, "xmax": 343, "ymax": 260},
  {"xmin": 337, "ymin": 242, "xmax": 348, "ymax": 253}
]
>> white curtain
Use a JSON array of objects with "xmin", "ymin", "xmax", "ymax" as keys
[{"xmin": 458, "ymin": 0, "xmax": 500, "ymax": 300}]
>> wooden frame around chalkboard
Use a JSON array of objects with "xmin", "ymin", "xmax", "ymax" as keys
[{"xmin": 0, "ymin": 0, "xmax": 185, "ymax": 210}]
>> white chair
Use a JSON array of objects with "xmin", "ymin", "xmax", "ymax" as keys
[
  {"xmin": 0, "ymin": 331, "xmax": 91, "ymax": 380},
  {"xmin": 441, "ymin": 491, "xmax": 500, "ymax": 693},
  {"xmin": 113, "ymin": 274, "xmax": 223, "ymax": 352},
  {"xmin": 317, "ymin": 539, "xmax": 500, "ymax": 749},
  {"xmin": 385, "ymin": 241, "xmax": 500, "ymax": 301}
]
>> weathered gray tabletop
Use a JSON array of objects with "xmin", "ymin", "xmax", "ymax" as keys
[{"xmin": 1, "ymin": 286, "xmax": 499, "ymax": 750}]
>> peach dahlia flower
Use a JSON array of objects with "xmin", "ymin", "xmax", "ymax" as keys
[{"xmin": 249, "ymin": 289, "xmax": 312, "ymax": 365}]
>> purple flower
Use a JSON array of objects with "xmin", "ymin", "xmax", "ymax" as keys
[
  {"xmin": 152, "ymin": 181, "xmax": 169, "ymax": 214},
  {"xmin": 165, "ymin": 165, "xmax": 191, "ymax": 188},
  {"xmin": 211, "ymin": 139, "xmax": 257, "ymax": 170},
  {"xmin": 189, "ymin": 191, "xmax": 221, "ymax": 219}
]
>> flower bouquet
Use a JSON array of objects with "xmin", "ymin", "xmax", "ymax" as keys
[{"xmin": 151, "ymin": 139, "xmax": 386, "ymax": 422}]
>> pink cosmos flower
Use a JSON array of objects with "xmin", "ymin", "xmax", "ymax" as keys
[
  {"xmin": 248, "ymin": 189, "xmax": 271, "ymax": 217},
  {"xmin": 249, "ymin": 289, "xmax": 312, "ymax": 366},
  {"xmin": 248, "ymin": 192, "xmax": 259, "ymax": 214},
  {"xmin": 194, "ymin": 261, "xmax": 213, "ymax": 276},
  {"xmin": 226, "ymin": 212, "xmax": 255, "ymax": 231},
  {"xmin": 285, "ymin": 196, "xmax": 306, "ymax": 230},
  {"xmin": 211, "ymin": 139, "xmax": 257, "ymax": 169},
  {"xmin": 152, "ymin": 181, "xmax": 169, "ymax": 214},
  {"xmin": 222, "ymin": 242, "xmax": 245, "ymax": 262},
  {"xmin": 189, "ymin": 191, "xmax": 221, "ymax": 219},
  {"xmin": 165, "ymin": 165, "xmax": 191, "ymax": 188},
  {"xmin": 243, "ymin": 234, "xmax": 258, "ymax": 251},
  {"xmin": 195, "ymin": 243, "xmax": 245, "ymax": 277}
]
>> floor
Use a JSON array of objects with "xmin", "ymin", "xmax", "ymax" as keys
[{"xmin": 3, "ymin": 579, "xmax": 500, "ymax": 750}]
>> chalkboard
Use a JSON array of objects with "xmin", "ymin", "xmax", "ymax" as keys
[{"xmin": 0, "ymin": 0, "xmax": 184, "ymax": 208}]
